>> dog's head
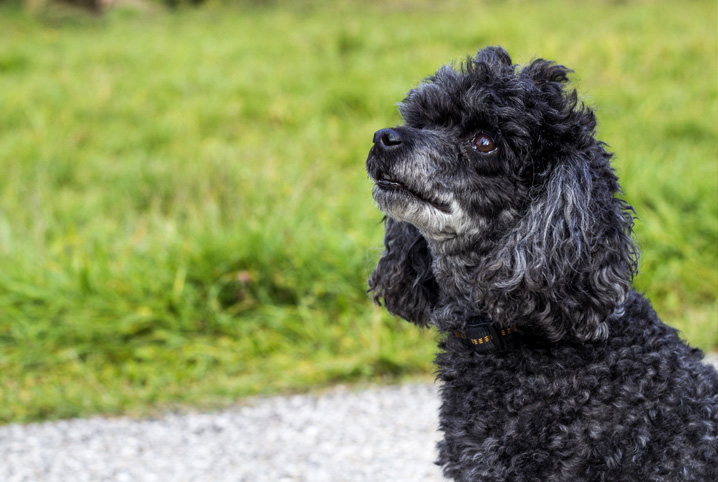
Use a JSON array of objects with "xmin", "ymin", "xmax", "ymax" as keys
[{"xmin": 367, "ymin": 46, "xmax": 638, "ymax": 341}]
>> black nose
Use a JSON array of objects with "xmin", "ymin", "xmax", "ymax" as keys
[{"xmin": 373, "ymin": 128, "xmax": 403, "ymax": 150}]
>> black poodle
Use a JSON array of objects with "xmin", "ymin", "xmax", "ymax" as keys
[{"xmin": 366, "ymin": 46, "xmax": 718, "ymax": 481}]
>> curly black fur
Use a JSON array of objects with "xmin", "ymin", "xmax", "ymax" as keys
[{"xmin": 366, "ymin": 46, "xmax": 718, "ymax": 481}]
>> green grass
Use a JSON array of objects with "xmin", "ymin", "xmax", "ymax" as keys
[{"xmin": 0, "ymin": 0, "xmax": 716, "ymax": 424}]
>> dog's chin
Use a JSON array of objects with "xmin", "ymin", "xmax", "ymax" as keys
[
  {"xmin": 374, "ymin": 180, "xmax": 452, "ymax": 214},
  {"xmin": 372, "ymin": 184, "xmax": 460, "ymax": 240}
]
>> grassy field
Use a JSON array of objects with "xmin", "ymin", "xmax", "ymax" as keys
[{"xmin": 0, "ymin": 0, "xmax": 716, "ymax": 424}]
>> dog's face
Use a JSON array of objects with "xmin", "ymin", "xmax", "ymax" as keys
[
  {"xmin": 366, "ymin": 125, "xmax": 525, "ymax": 243},
  {"xmin": 366, "ymin": 48, "xmax": 571, "ymax": 246}
]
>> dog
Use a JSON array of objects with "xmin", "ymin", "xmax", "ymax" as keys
[{"xmin": 366, "ymin": 46, "xmax": 718, "ymax": 481}]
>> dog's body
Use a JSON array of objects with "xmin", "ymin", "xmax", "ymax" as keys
[{"xmin": 366, "ymin": 47, "xmax": 718, "ymax": 481}]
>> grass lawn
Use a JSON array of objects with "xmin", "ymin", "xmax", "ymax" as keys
[{"xmin": 0, "ymin": 0, "xmax": 716, "ymax": 424}]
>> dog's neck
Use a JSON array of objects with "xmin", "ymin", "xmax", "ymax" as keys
[
  {"xmin": 428, "ymin": 243, "xmax": 488, "ymax": 307},
  {"xmin": 427, "ymin": 240, "xmax": 624, "ymax": 350},
  {"xmin": 426, "ymin": 237, "xmax": 533, "ymax": 343},
  {"xmin": 430, "ymin": 251, "xmax": 534, "ymax": 354},
  {"xmin": 427, "ymin": 244, "xmax": 498, "ymax": 329}
]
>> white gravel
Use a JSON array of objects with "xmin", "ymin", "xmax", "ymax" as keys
[
  {"xmin": 0, "ymin": 383, "xmax": 445, "ymax": 482},
  {"xmin": 2, "ymin": 355, "xmax": 717, "ymax": 482}
]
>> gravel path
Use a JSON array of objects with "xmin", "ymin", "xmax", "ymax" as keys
[
  {"xmin": 2, "ymin": 355, "xmax": 717, "ymax": 482},
  {"xmin": 0, "ymin": 384, "xmax": 444, "ymax": 482}
]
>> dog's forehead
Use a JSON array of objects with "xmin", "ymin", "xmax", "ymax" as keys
[{"xmin": 398, "ymin": 64, "xmax": 524, "ymax": 131}]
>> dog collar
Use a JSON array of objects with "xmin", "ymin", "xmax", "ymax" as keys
[{"xmin": 453, "ymin": 320, "xmax": 519, "ymax": 353}]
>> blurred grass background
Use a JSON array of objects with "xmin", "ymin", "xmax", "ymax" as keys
[{"xmin": 0, "ymin": 0, "xmax": 716, "ymax": 424}]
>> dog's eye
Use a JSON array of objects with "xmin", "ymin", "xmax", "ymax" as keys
[{"xmin": 472, "ymin": 133, "xmax": 496, "ymax": 153}]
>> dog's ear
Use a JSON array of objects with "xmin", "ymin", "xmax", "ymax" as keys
[
  {"xmin": 478, "ymin": 146, "xmax": 639, "ymax": 342},
  {"xmin": 368, "ymin": 218, "xmax": 438, "ymax": 327}
]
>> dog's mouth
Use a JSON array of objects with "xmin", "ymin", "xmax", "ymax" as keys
[{"xmin": 375, "ymin": 178, "xmax": 452, "ymax": 214}]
